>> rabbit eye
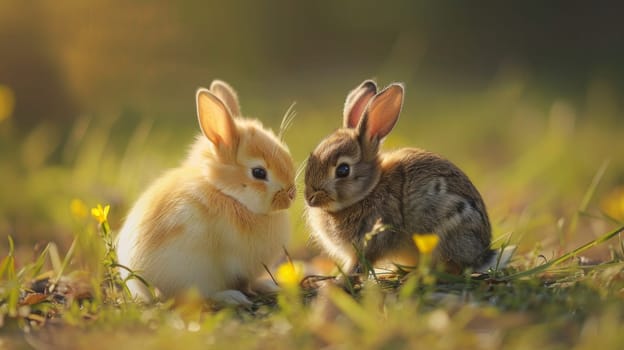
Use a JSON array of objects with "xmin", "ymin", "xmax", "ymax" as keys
[
  {"xmin": 252, "ymin": 167, "xmax": 268, "ymax": 180},
  {"xmin": 335, "ymin": 163, "xmax": 350, "ymax": 178}
]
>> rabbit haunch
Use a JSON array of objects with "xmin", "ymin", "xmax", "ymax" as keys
[
  {"xmin": 116, "ymin": 80, "xmax": 295, "ymax": 305},
  {"xmin": 304, "ymin": 80, "xmax": 497, "ymax": 274}
]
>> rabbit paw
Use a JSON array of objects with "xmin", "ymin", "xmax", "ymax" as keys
[{"xmin": 212, "ymin": 290, "xmax": 253, "ymax": 307}]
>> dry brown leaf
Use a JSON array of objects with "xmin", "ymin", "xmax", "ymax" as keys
[{"xmin": 21, "ymin": 293, "xmax": 47, "ymax": 306}]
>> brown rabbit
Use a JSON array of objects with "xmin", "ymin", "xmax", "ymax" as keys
[{"xmin": 304, "ymin": 80, "xmax": 502, "ymax": 275}]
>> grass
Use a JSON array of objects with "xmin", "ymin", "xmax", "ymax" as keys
[
  {"xmin": 2, "ymin": 223, "xmax": 624, "ymax": 349},
  {"xmin": 1, "ymin": 79, "xmax": 624, "ymax": 349}
]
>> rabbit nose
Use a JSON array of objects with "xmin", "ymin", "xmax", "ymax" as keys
[
  {"xmin": 306, "ymin": 193, "xmax": 318, "ymax": 206},
  {"xmin": 305, "ymin": 190, "xmax": 323, "ymax": 207}
]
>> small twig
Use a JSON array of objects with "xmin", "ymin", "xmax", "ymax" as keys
[
  {"xmin": 262, "ymin": 263, "xmax": 279, "ymax": 287},
  {"xmin": 283, "ymin": 246, "xmax": 294, "ymax": 266}
]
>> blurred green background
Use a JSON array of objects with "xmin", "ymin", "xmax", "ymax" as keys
[{"xmin": 1, "ymin": 1, "xmax": 623, "ymax": 259}]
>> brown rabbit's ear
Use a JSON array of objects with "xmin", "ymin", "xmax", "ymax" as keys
[
  {"xmin": 359, "ymin": 83, "xmax": 404, "ymax": 142},
  {"xmin": 196, "ymin": 88, "xmax": 239, "ymax": 154},
  {"xmin": 343, "ymin": 80, "xmax": 377, "ymax": 128},
  {"xmin": 210, "ymin": 80, "xmax": 241, "ymax": 117}
]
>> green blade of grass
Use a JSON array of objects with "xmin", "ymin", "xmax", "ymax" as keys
[
  {"xmin": 1, "ymin": 236, "xmax": 19, "ymax": 317},
  {"xmin": 564, "ymin": 159, "xmax": 610, "ymax": 244},
  {"xmin": 501, "ymin": 224, "xmax": 624, "ymax": 281},
  {"xmin": 17, "ymin": 243, "xmax": 51, "ymax": 281},
  {"xmin": 112, "ymin": 262, "xmax": 157, "ymax": 300},
  {"xmin": 49, "ymin": 237, "xmax": 78, "ymax": 292},
  {"xmin": 580, "ymin": 159, "xmax": 610, "ymax": 212},
  {"xmin": 0, "ymin": 236, "xmax": 16, "ymax": 280},
  {"xmin": 327, "ymin": 286, "xmax": 375, "ymax": 331}
]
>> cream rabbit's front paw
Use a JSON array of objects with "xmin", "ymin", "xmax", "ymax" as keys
[{"xmin": 212, "ymin": 290, "xmax": 253, "ymax": 307}]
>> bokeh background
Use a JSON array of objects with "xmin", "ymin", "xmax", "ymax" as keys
[{"xmin": 2, "ymin": 1, "xmax": 623, "ymax": 261}]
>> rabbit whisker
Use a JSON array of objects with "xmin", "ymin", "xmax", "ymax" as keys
[
  {"xmin": 278, "ymin": 102, "xmax": 297, "ymax": 142},
  {"xmin": 295, "ymin": 158, "xmax": 308, "ymax": 182}
]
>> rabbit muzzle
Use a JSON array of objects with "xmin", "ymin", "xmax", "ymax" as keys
[
  {"xmin": 272, "ymin": 185, "xmax": 296, "ymax": 210},
  {"xmin": 305, "ymin": 188, "xmax": 333, "ymax": 208}
]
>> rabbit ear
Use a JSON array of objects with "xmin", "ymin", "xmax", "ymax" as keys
[
  {"xmin": 359, "ymin": 83, "xmax": 404, "ymax": 141},
  {"xmin": 210, "ymin": 80, "xmax": 241, "ymax": 117},
  {"xmin": 343, "ymin": 80, "xmax": 378, "ymax": 128},
  {"xmin": 196, "ymin": 88, "xmax": 239, "ymax": 154}
]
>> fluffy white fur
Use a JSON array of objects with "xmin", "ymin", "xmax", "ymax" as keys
[{"xmin": 116, "ymin": 81, "xmax": 295, "ymax": 305}]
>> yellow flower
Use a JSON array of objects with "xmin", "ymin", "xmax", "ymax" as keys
[
  {"xmin": 91, "ymin": 204, "xmax": 110, "ymax": 224},
  {"xmin": 275, "ymin": 261, "xmax": 304, "ymax": 289},
  {"xmin": 0, "ymin": 85, "xmax": 15, "ymax": 123},
  {"xmin": 70, "ymin": 199, "xmax": 88, "ymax": 219},
  {"xmin": 601, "ymin": 187, "xmax": 624, "ymax": 222},
  {"xmin": 412, "ymin": 233, "xmax": 440, "ymax": 254}
]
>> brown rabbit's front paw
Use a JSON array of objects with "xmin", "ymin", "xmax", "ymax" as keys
[
  {"xmin": 334, "ymin": 273, "xmax": 363, "ymax": 293},
  {"xmin": 440, "ymin": 260, "xmax": 463, "ymax": 275},
  {"xmin": 300, "ymin": 275, "xmax": 336, "ymax": 290},
  {"xmin": 300, "ymin": 274, "xmax": 362, "ymax": 294}
]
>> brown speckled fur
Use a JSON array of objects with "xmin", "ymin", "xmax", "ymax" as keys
[{"xmin": 305, "ymin": 81, "xmax": 492, "ymax": 274}]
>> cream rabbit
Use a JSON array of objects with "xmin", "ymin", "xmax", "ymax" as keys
[
  {"xmin": 116, "ymin": 80, "xmax": 296, "ymax": 305},
  {"xmin": 305, "ymin": 80, "xmax": 506, "ymax": 275}
]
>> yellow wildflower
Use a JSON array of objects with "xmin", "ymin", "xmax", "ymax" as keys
[
  {"xmin": 412, "ymin": 233, "xmax": 440, "ymax": 254},
  {"xmin": 601, "ymin": 187, "xmax": 624, "ymax": 222},
  {"xmin": 70, "ymin": 199, "xmax": 88, "ymax": 219},
  {"xmin": 275, "ymin": 261, "xmax": 304, "ymax": 289},
  {"xmin": 91, "ymin": 204, "xmax": 110, "ymax": 224},
  {"xmin": 0, "ymin": 85, "xmax": 15, "ymax": 122}
]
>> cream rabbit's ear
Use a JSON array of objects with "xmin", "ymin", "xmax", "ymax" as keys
[
  {"xmin": 210, "ymin": 80, "xmax": 241, "ymax": 117},
  {"xmin": 359, "ymin": 83, "xmax": 404, "ymax": 142},
  {"xmin": 343, "ymin": 80, "xmax": 377, "ymax": 128},
  {"xmin": 196, "ymin": 88, "xmax": 239, "ymax": 155}
]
